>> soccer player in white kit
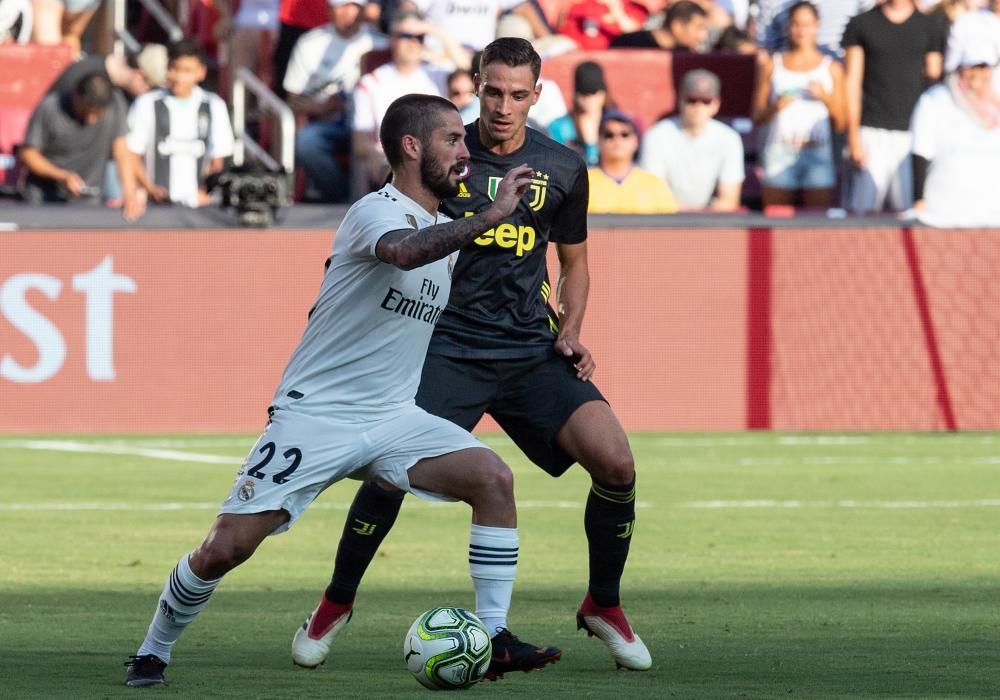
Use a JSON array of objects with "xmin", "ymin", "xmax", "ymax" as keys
[{"xmin": 124, "ymin": 93, "xmax": 547, "ymax": 688}]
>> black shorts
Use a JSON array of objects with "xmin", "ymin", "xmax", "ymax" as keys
[{"xmin": 415, "ymin": 350, "xmax": 607, "ymax": 476}]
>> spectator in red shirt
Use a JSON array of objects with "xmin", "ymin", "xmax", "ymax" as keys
[{"xmin": 557, "ymin": 0, "xmax": 648, "ymax": 50}]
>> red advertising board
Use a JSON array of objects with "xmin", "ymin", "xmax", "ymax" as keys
[{"xmin": 2, "ymin": 227, "xmax": 998, "ymax": 433}]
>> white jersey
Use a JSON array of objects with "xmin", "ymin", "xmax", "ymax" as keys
[
  {"xmin": 0, "ymin": 0, "xmax": 32, "ymax": 43},
  {"xmin": 911, "ymin": 83, "xmax": 1000, "ymax": 227},
  {"xmin": 283, "ymin": 24, "xmax": 388, "ymax": 98},
  {"xmin": 271, "ymin": 183, "xmax": 456, "ymax": 414},
  {"xmin": 126, "ymin": 87, "xmax": 234, "ymax": 207},
  {"xmin": 353, "ymin": 62, "xmax": 449, "ymax": 140},
  {"xmin": 412, "ymin": 0, "xmax": 522, "ymax": 57}
]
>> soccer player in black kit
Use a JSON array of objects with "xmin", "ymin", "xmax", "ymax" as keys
[{"xmin": 291, "ymin": 37, "xmax": 651, "ymax": 678}]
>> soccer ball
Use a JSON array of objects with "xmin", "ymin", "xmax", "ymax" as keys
[{"xmin": 404, "ymin": 607, "xmax": 492, "ymax": 690}]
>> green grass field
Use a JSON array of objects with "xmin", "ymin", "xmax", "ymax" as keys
[{"xmin": 2, "ymin": 432, "xmax": 999, "ymax": 699}]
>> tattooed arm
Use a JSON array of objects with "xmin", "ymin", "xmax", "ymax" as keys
[{"xmin": 376, "ymin": 164, "xmax": 534, "ymax": 270}]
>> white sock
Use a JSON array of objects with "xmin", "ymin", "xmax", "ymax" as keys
[
  {"xmin": 468, "ymin": 523, "xmax": 518, "ymax": 636},
  {"xmin": 136, "ymin": 554, "xmax": 221, "ymax": 663}
]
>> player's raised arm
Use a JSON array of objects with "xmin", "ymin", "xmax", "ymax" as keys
[{"xmin": 376, "ymin": 164, "xmax": 534, "ymax": 270}]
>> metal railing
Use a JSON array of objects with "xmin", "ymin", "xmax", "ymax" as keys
[
  {"xmin": 112, "ymin": 0, "xmax": 183, "ymax": 56},
  {"xmin": 231, "ymin": 67, "xmax": 296, "ymax": 179}
]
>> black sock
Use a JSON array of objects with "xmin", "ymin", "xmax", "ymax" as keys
[
  {"xmin": 325, "ymin": 481, "xmax": 405, "ymax": 605},
  {"xmin": 584, "ymin": 476, "xmax": 636, "ymax": 608}
]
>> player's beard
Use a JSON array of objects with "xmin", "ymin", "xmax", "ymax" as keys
[{"xmin": 420, "ymin": 153, "xmax": 461, "ymax": 200}]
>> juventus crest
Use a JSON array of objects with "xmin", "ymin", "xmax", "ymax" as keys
[{"xmin": 487, "ymin": 171, "xmax": 549, "ymax": 212}]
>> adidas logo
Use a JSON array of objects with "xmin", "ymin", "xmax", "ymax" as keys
[{"xmin": 457, "ymin": 182, "xmax": 471, "ymax": 198}]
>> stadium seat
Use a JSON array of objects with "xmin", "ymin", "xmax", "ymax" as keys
[
  {"xmin": 0, "ymin": 44, "xmax": 74, "ymax": 193},
  {"xmin": 540, "ymin": 49, "xmax": 672, "ymax": 132},
  {"xmin": 670, "ymin": 52, "xmax": 757, "ymax": 119},
  {"xmin": 360, "ymin": 48, "xmax": 392, "ymax": 76},
  {"xmin": 539, "ymin": 49, "xmax": 758, "ymax": 129}
]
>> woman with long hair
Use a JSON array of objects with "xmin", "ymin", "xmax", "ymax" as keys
[{"xmin": 753, "ymin": 0, "xmax": 845, "ymax": 208}]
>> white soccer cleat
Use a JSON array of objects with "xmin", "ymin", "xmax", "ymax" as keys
[
  {"xmin": 576, "ymin": 593, "xmax": 652, "ymax": 671},
  {"xmin": 291, "ymin": 603, "xmax": 353, "ymax": 668}
]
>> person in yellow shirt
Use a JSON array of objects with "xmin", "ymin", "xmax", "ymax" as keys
[{"xmin": 588, "ymin": 109, "xmax": 678, "ymax": 214}]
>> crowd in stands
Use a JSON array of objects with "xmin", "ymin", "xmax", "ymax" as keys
[{"xmin": 2, "ymin": 0, "xmax": 1000, "ymax": 224}]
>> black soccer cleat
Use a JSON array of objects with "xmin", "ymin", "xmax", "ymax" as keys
[
  {"xmin": 483, "ymin": 628, "xmax": 561, "ymax": 681},
  {"xmin": 124, "ymin": 654, "xmax": 168, "ymax": 687}
]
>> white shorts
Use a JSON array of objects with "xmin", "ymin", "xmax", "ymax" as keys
[
  {"xmin": 843, "ymin": 126, "xmax": 913, "ymax": 214},
  {"xmin": 220, "ymin": 404, "xmax": 488, "ymax": 534}
]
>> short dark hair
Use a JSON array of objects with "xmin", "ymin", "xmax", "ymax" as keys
[
  {"xmin": 74, "ymin": 72, "xmax": 114, "ymax": 110},
  {"xmin": 167, "ymin": 38, "xmax": 205, "ymax": 65},
  {"xmin": 479, "ymin": 37, "xmax": 541, "ymax": 84},
  {"xmin": 666, "ymin": 0, "xmax": 707, "ymax": 26},
  {"xmin": 447, "ymin": 68, "xmax": 473, "ymax": 86},
  {"xmin": 380, "ymin": 94, "xmax": 458, "ymax": 168}
]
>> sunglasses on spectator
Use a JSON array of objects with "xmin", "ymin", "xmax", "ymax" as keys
[
  {"xmin": 395, "ymin": 32, "xmax": 425, "ymax": 42},
  {"xmin": 449, "ymin": 89, "xmax": 474, "ymax": 97},
  {"xmin": 685, "ymin": 96, "xmax": 715, "ymax": 105},
  {"xmin": 601, "ymin": 129, "xmax": 634, "ymax": 139}
]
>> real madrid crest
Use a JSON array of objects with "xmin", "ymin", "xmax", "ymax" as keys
[{"xmin": 237, "ymin": 479, "xmax": 256, "ymax": 502}]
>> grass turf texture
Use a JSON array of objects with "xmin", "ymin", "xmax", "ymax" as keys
[{"xmin": 1, "ymin": 432, "xmax": 999, "ymax": 699}]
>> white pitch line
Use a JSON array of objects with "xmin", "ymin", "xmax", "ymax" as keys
[
  {"xmin": 680, "ymin": 499, "xmax": 1000, "ymax": 509},
  {"xmin": 0, "ymin": 500, "xmax": 650, "ymax": 512},
  {"xmin": 0, "ymin": 440, "xmax": 242, "ymax": 465}
]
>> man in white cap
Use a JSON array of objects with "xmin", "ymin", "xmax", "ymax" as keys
[
  {"xmin": 910, "ymin": 35, "xmax": 1000, "ymax": 226},
  {"xmin": 945, "ymin": 0, "xmax": 1000, "ymax": 90},
  {"xmin": 283, "ymin": 0, "xmax": 387, "ymax": 202}
]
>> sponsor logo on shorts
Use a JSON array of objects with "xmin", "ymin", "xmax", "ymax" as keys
[{"xmin": 237, "ymin": 479, "xmax": 256, "ymax": 502}]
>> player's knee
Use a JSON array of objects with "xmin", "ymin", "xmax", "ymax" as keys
[
  {"xmin": 191, "ymin": 521, "xmax": 265, "ymax": 577},
  {"xmin": 191, "ymin": 538, "xmax": 251, "ymax": 578},
  {"xmin": 474, "ymin": 453, "xmax": 515, "ymax": 497},
  {"xmin": 590, "ymin": 448, "xmax": 635, "ymax": 486}
]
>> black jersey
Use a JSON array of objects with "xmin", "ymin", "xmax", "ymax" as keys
[{"xmin": 429, "ymin": 121, "xmax": 590, "ymax": 359}]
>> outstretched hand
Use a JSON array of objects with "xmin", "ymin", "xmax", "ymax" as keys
[
  {"xmin": 489, "ymin": 164, "xmax": 534, "ymax": 219},
  {"xmin": 554, "ymin": 335, "xmax": 595, "ymax": 381}
]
